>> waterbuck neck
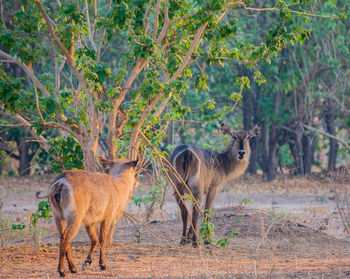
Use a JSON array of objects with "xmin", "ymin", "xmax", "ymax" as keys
[
  {"xmin": 112, "ymin": 171, "xmax": 138, "ymax": 200},
  {"xmin": 216, "ymin": 140, "xmax": 250, "ymax": 177}
]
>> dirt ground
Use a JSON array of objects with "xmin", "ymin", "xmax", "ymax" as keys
[{"xmin": 1, "ymin": 174, "xmax": 350, "ymax": 278}]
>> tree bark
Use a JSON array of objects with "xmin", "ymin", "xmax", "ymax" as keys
[
  {"xmin": 18, "ymin": 140, "xmax": 31, "ymax": 176},
  {"xmin": 261, "ymin": 120, "xmax": 269, "ymax": 174},
  {"xmin": 267, "ymin": 134, "xmax": 279, "ymax": 181},
  {"xmin": 324, "ymin": 98, "xmax": 338, "ymax": 171},
  {"xmin": 107, "ymin": 109, "xmax": 128, "ymax": 160},
  {"xmin": 302, "ymin": 133, "xmax": 316, "ymax": 174},
  {"xmin": 82, "ymin": 147, "xmax": 97, "ymax": 171},
  {"xmin": 242, "ymin": 82, "xmax": 258, "ymax": 174}
]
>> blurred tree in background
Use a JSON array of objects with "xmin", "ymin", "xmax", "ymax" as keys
[{"xmin": 0, "ymin": 0, "xmax": 348, "ymax": 179}]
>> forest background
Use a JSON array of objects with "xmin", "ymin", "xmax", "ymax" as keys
[{"xmin": 0, "ymin": 0, "xmax": 349, "ymax": 182}]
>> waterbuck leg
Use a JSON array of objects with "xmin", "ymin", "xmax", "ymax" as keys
[
  {"xmin": 82, "ymin": 223, "xmax": 98, "ymax": 270},
  {"xmin": 107, "ymin": 219, "xmax": 117, "ymax": 246},
  {"xmin": 55, "ymin": 218, "xmax": 67, "ymax": 277},
  {"xmin": 175, "ymin": 192, "xmax": 189, "ymax": 245},
  {"xmin": 99, "ymin": 219, "xmax": 112, "ymax": 270},
  {"xmin": 58, "ymin": 237, "xmax": 67, "ymax": 277},
  {"xmin": 188, "ymin": 190, "xmax": 202, "ymax": 248},
  {"xmin": 59, "ymin": 219, "xmax": 81, "ymax": 277},
  {"xmin": 66, "ymin": 244, "xmax": 77, "ymax": 274},
  {"xmin": 203, "ymin": 187, "xmax": 218, "ymax": 244}
]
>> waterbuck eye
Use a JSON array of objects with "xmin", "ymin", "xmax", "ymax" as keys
[{"xmin": 232, "ymin": 135, "xmax": 238, "ymax": 140}]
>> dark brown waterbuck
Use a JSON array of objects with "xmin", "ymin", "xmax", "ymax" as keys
[
  {"xmin": 36, "ymin": 157, "xmax": 138, "ymax": 277},
  {"xmin": 170, "ymin": 123, "xmax": 261, "ymax": 246}
]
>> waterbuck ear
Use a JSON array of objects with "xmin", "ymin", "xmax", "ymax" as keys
[
  {"xmin": 249, "ymin": 123, "xmax": 262, "ymax": 137},
  {"xmin": 98, "ymin": 156, "xmax": 114, "ymax": 171},
  {"xmin": 220, "ymin": 123, "xmax": 234, "ymax": 136},
  {"xmin": 123, "ymin": 158, "xmax": 139, "ymax": 170}
]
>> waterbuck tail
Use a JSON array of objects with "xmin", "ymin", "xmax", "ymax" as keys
[{"xmin": 35, "ymin": 191, "xmax": 49, "ymax": 199}]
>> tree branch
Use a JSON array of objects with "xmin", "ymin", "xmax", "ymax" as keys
[
  {"xmin": 168, "ymin": 22, "xmax": 208, "ymax": 82},
  {"xmin": 153, "ymin": 0, "xmax": 161, "ymax": 40},
  {"xmin": 0, "ymin": 50, "xmax": 50, "ymax": 97},
  {"xmin": 156, "ymin": 0, "xmax": 169, "ymax": 44},
  {"xmin": 230, "ymin": 1, "xmax": 335, "ymax": 18},
  {"xmin": 85, "ymin": 0, "xmax": 97, "ymax": 51},
  {"xmin": 44, "ymin": 121, "xmax": 82, "ymax": 139},
  {"xmin": 128, "ymin": 93, "xmax": 164, "ymax": 159},
  {"xmin": 143, "ymin": 0, "xmax": 153, "ymax": 34},
  {"xmin": 33, "ymin": 0, "xmax": 85, "ymax": 86},
  {"xmin": 179, "ymin": 52, "xmax": 248, "ymax": 63},
  {"xmin": 33, "ymin": 85, "xmax": 46, "ymax": 125},
  {"xmin": 304, "ymin": 125, "xmax": 350, "ymax": 150},
  {"xmin": 170, "ymin": 11, "xmax": 198, "ymax": 24},
  {"xmin": 153, "ymin": 94, "xmax": 172, "ymax": 119},
  {"xmin": 0, "ymin": 0, "xmax": 6, "ymax": 30},
  {"xmin": 12, "ymin": 114, "xmax": 52, "ymax": 154},
  {"xmin": 1, "ymin": 148, "xmax": 20, "ymax": 161}
]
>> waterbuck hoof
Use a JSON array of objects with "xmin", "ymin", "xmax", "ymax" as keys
[
  {"xmin": 180, "ymin": 237, "xmax": 189, "ymax": 245},
  {"xmin": 69, "ymin": 265, "xmax": 78, "ymax": 273},
  {"xmin": 82, "ymin": 259, "xmax": 92, "ymax": 271},
  {"xmin": 99, "ymin": 264, "xmax": 106, "ymax": 270},
  {"xmin": 204, "ymin": 240, "xmax": 210, "ymax": 245},
  {"xmin": 59, "ymin": 271, "xmax": 67, "ymax": 277},
  {"xmin": 192, "ymin": 242, "xmax": 198, "ymax": 248}
]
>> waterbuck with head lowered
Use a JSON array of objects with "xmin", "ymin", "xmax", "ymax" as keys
[
  {"xmin": 170, "ymin": 122, "xmax": 261, "ymax": 247},
  {"xmin": 36, "ymin": 156, "xmax": 138, "ymax": 277}
]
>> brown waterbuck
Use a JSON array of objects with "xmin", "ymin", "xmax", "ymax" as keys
[
  {"xmin": 169, "ymin": 123, "xmax": 261, "ymax": 247},
  {"xmin": 36, "ymin": 156, "xmax": 138, "ymax": 277}
]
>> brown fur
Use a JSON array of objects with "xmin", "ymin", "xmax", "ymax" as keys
[
  {"xmin": 43, "ymin": 157, "xmax": 138, "ymax": 277},
  {"xmin": 170, "ymin": 123, "xmax": 261, "ymax": 246}
]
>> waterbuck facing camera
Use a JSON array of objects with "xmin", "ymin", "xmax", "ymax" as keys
[{"xmin": 169, "ymin": 123, "xmax": 261, "ymax": 247}]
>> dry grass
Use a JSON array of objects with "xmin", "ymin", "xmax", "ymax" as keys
[
  {"xmin": 1, "ymin": 206, "xmax": 350, "ymax": 278},
  {"xmin": 1, "ymin": 173, "xmax": 350, "ymax": 278},
  {"xmin": 1, "ymin": 243, "xmax": 350, "ymax": 278}
]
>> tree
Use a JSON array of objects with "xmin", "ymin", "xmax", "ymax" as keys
[
  {"xmin": 166, "ymin": 0, "xmax": 348, "ymax": 180},
  {"xmin": 0, "ymin": 0, "xmax": 336, "ymax": 172}
]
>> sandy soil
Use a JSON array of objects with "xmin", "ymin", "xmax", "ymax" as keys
[{"xmin": 0, "ymin": 174, "xmax": 350, "ymax": 278}]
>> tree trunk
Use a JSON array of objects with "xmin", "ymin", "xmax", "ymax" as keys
[
  {"xmin": 261, "ymin": 120, "xmax": 269, "ymax": 174},
  {"xmin": 302, "ymin": 133, "xmax": 316, "ymax": 175},
  {"xmin": 242, "ymin": 85, "xmax": 258, "ymax": 174},
  {"xmin": 81, "ymin": 135, "xmax": 99, "ymax": 171},
  {"xmin": 266, "ymin": 128, "xmax": 279, "ymax": 181},
  {"xmin": 242, "ymin": 87, "xmax": 252, "ymax": 131},
  {"xmin": 107, "ymin": 110, "xmax": 128, "ymax": 160},
  {"xmin": 248, "ymin": 137, "xmax": 258, "ymax": 174},
  {"xmin": 324, "ymin": 99, "xmax": 338, "ymax": 171},
  {"xmin": 83, "ymin": 148, "xmax": 97, "ymax": 171},
  {"xmin": 267, "ymin": 139, "xmax": 279, "ymax": 181},
  {"xmin": 166, "ymin": 121, "xmax": 174, "ymax": 147},
  {"xmin": 290, "ymin": 131, "xmax": 305, "ymax": 176},
  {"xmin": 18, "ymin": 140, "xmax": 31, "ymax": 176}
]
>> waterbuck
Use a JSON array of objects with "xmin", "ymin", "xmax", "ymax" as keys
[
  {"xmin": 36, "ymin": 156, "xmax": 138, "ymax": 277},
  {"xmin": 170, "ymin": 123, "xmax": 261, "ymax": 246}
]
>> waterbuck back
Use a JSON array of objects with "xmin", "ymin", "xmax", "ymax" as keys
[
  {"xmin": 38, "ymin": 157, "xmax": 138, "ymax": 277},
  {"xmin": 170, "ymin": 123, "xmax": 261, "ymax": 246}
]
